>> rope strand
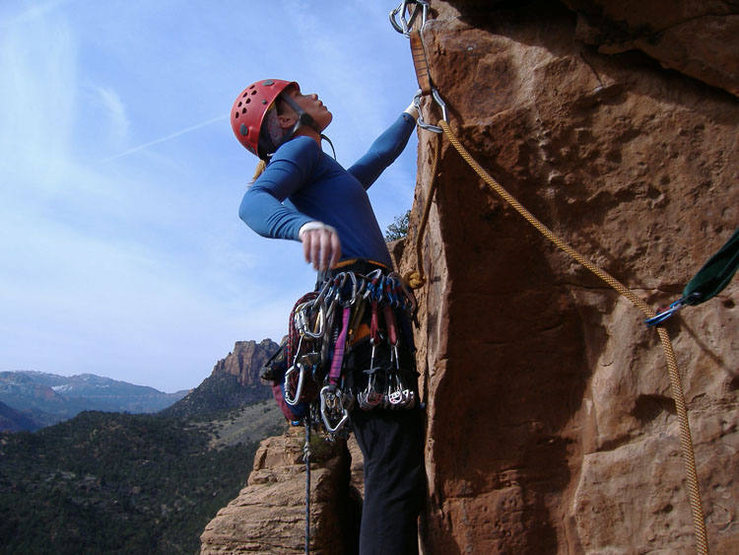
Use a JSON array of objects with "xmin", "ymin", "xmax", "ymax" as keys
[
  {"xmin": 407, "ymin": 132, "xmax": 442, "ymax": 288},
  {"xmin": 304, "ymin": 416, "xmax": 311, "ymax": 554}
]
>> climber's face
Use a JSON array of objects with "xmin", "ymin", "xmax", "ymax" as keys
[{"xmin": 277, "ymin": 87, "xmax": 333, "ymax": 133}]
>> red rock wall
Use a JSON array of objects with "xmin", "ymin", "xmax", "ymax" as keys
[
  {"xmin": 401, "ymin": 1, "xmax": 738, "ymax": 552},
  {"xmin": 212, "ymin": 339, "xmax": 278, "ymax": 386},
  {"xmin": 200, "ymin": 429, "xmax": 360, "ymax": 553}
]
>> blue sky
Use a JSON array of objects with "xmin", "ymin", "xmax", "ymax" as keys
[{"xmin": 0, "ymin": 0, "xmax": 420, "ymax": 392}]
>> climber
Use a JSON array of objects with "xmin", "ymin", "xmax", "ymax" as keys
[{"xmin": 231, "ymin": 78, "xmax": 425, "ymax": 554}]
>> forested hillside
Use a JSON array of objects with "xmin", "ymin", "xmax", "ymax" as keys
[{"xmin": 0, "ymin": 401, "xmax": 284, "ymax": 553}]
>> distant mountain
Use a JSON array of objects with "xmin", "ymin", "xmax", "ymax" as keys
[
  {"xmin": 211, "ymin": 338, "xmax": 280, "ymax": 387},
  {"xmin": 0, "ymin": 371, "xmax": 189, "ymax": 431},
  {"xmin": 162, "ymin": 339, "xmax": 278, "ymax": 419},
  {"xmin": 0, "ymin": 400, "xmax": 39, "ymax": 432}
]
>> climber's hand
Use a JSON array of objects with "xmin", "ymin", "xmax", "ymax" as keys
[
  {"xmin": 299, "ymin": 222, "xmax": 342, "ymax": 272},
  {"xmin": 404, "ymin": 100, "xmax": 419, "ymax": 120}
]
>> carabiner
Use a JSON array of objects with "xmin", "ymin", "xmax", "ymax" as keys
[
  {"xmin": 389, "ymin": 0, "xmax": 428, "ymax": 36},
  {"xmin": 314, "ymin": 278, "xmax": 332, "ymax": 307},
  {"xmin": 414, "ymin": 88, "xmax": 448, "ymax": 133},
  {"xmin": 341, "ymin": 271, "xmax": 358, "ymax": 307},
  {"xmin": 644, "ymin": 294, "xmax": 700, "ymax": 327},
  {"xmin": 363, "ymin": 269, "xmax": 383, "ymax": 300},
  {"xmin": 389, "ymin": 271, "xmax": 418, "ymax": 314},
  {"xmin": 284, "ymin": 362, "xmax": 307, "ymax": 406},
  {"xmin": 432, "ymin": 88, "xmax": 448, "ymax": 122},
  {"xmin": 295, "ymin": 302, "xmax": 325, "ymax": 339},
  {"xmin": 320, "ymin": 384, "xmax": 351, "ymax": 434},
  {"xmin": 355, "ymin": 273, "xmax": 368, "ymax": 299}
]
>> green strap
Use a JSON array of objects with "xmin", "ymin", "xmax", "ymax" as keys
[{"xmin": 682, "ymin": 228, "xmax": 739, "ymax": 305}]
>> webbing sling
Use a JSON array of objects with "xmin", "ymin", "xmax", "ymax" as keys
[{"xmin": 684, "ymin": 228, "xmax": 738, "ymax": 305}]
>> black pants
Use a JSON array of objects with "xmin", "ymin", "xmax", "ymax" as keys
[
  {"xmin": 346, "ymin": 326, "xmax": 425, "ymax": 555},
  {"xmin": 351, "ymin": 407, "xmax": 425, "ymax": 555},
  {"xmin": 318, "ymin": 259, "xmax": 426, "ymax": 554}
]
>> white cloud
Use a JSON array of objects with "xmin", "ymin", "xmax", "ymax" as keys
[
  {"xmin": 93, "ymin": 85, "xmax": 130, "ymax": 146},
  {"xmin": 101, "ymin": 115, "xmax": 225, "ymax": 163},
  {"xmin": 0, "ymin": 0, "xmax": 75, "ymax": 29},
  {"xmin": 0, "ymin": 12, "xmax": 77, "ymax": 189}
]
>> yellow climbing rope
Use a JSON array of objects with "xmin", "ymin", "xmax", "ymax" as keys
[{"xmin": 437, "ymin": 119, "xmax": 709, "ymax": 554}]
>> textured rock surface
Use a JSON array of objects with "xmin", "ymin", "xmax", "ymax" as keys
[
  {"xmin": 212, "ymin": 339, "xmax": 279, "ymax": 386},
  {"xmin": 398, "ymin": 1, "xmax": 738, "ymax": 552},
  {"xmin": 454, "ymin": 0, "xmax": 739, "ymax": 96},
  {"xmin": 562, "ymin": 0, "xmax": 739, "ymax": 96},
  {"xmin": 200, "ymin": 427, "xmax": 361, "ymax": 554}
]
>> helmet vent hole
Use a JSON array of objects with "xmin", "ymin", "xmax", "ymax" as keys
[{"xmin": 242, "ymin": 107, "xmax": 247, "ymax": 114}]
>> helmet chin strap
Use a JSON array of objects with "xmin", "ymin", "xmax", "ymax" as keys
[
  {"xmin": 277, "ymin": 94, "xmax": 337, "ymax": 160},
  {"xmin": 320, "ymin": 134, "xmax": 336, "ymax": 159},
  {"xmin": 280, "ymin": 94, "xmax": 318, "ymax": 135}
]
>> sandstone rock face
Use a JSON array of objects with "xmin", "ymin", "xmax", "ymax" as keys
[
  {"xmin": 563, "ymin": 0, "xmax": 739, "ymax": 96},
  {"xmin": 200, "ymin": 428, "xmax": 361, "ymax": 554},
  {"xmin": 398, "ymin": 1, "xmax": 738, "ymax": 553},
  {"xmin": 212, "ymin": 339, "xmax": 279, "ymax": 386}
]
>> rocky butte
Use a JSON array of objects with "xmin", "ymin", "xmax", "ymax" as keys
[
  {"xmin": 212, "ymin": 339, "xmax": 279, "ymax": 387},
  {"xmin": 203, "ymin": 0, "xmax": 737, "ymax": 552}
]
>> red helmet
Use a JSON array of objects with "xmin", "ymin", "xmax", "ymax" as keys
[{"xmin": 230, "ymin": 79, "xmax": 298, "ymax": 159}]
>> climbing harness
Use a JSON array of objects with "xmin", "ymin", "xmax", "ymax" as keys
[
  {"xmin": 262, "ymin": 261, "xmax": 419, "ymax": 552},
  {"xmin": 391, "ymin": 2, "xmax": 717, "ymax": 552}
]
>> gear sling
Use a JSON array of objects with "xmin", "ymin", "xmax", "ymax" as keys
[{"xmin": 260, "ymin": 259, "xmax": 421, "ymax": 554}]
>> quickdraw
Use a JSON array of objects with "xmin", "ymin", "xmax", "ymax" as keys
[
  {"xmin": 282, "ymin": 268, "xmax": 418, "ymax": 440},
  {"xmin": 646, "ymin": 228, "xmax": 738, "ymax": 327},
  {"xmin": 644, "ymin": 292, "xmax": 702, "ymax": 327}
]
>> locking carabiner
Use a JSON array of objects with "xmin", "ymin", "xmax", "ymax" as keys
[{"xmin": 320, "ymin": 384, "xmax": 351, "ymax": 434}]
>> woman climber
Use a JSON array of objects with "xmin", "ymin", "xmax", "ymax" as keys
[{"xmin": 231, "ymin": 78, "xmax": 425, "ymax": 554}]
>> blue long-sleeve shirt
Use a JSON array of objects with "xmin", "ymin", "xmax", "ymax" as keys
[{"xmin": 239, "ymin": 113, "xmax": 416, "ymax": 268}]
